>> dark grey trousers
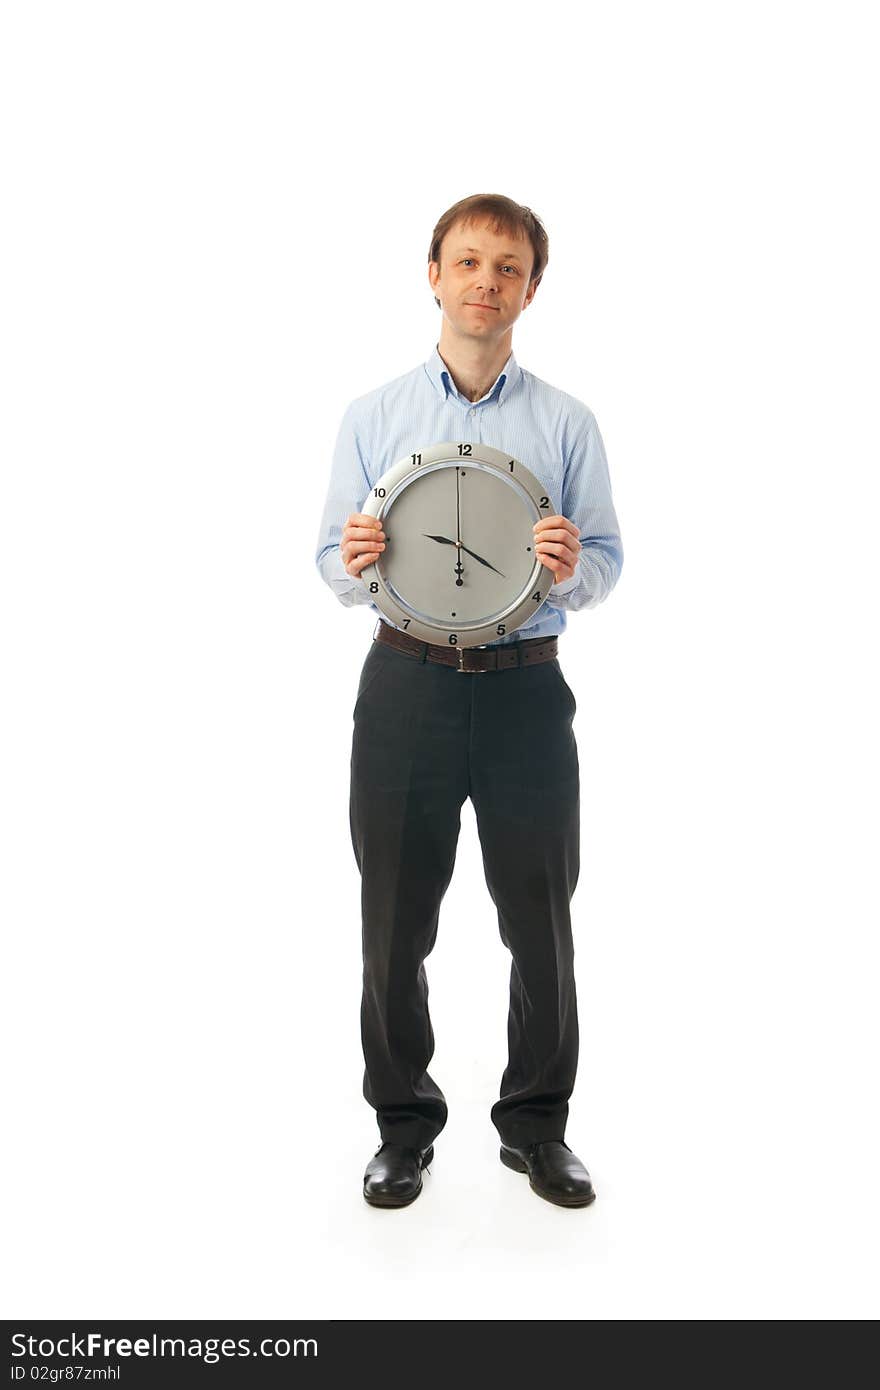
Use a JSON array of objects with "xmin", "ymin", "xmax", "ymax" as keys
[{"xmin": 349, "ymin": 630, "xmax": 581, "ymax": 1151}]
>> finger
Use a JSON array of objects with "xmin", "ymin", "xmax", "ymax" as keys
[
  {"xmin": 537, "ymin": 533, "xmax": 580, "ymax": 551},
  {"xmin": 344, "ymin": 525, "xmax": 386, "ymax": 541},
  {"xmin": 347, "ymin": 514, "xmax": 383, "ymax": 528},
  {"xmin": 348, "ymin": 551, "xmax": 381, "ymax": 575},
  {"xmin": 352, "ymin": 537, "xmax": 385, "ymax": 552},
  {"xmin": 538, "ymin": 555, "xmax": 575, "ymax": 579},
  {"xmin": 343, "ymin": 539, "xmax": 386, "ymax": 565},
  {"xmin": 535, "ymin": 540, "xmax": 577, "ymax": 559},
  {"xmin": 531, "ymin": 517, "xmax": 581, "ymax": 536},
  {"xmin": 533, "ymin": 524, "xmax": 578, "ymax": 540},
  {"xmin": 538, "ymin": 556, "xmax": 570, "ymax": 577}
]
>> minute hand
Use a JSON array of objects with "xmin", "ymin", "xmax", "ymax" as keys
[
  {"xmin": 459, "ymin": 543, "xmax": 505, "ymax": 578},
  {"xmin": 422, "ymin": 533, "xmax": 506, "ymax": 578}
]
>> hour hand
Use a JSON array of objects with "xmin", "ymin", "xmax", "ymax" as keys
[{"xmin": 423, "ymin": 533, "xmax": 457, "ymax": 547}]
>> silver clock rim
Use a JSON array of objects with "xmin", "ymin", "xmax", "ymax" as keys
[{"xmin": 360, "ymin": 441, "xmax": 558, "ymax": 648}]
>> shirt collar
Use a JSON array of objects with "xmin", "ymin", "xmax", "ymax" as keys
[{"xmin": 424, "ymin": 343, "xmax": 521, "ymax": 406}]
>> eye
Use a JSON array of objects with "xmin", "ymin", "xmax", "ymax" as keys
[{"xmin": 460, "ymin": 258, "xmax": 518, "ymax": 274}]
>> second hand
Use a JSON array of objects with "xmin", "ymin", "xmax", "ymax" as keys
[{"xmin": 455, "ymin": 467, "xmax": 463, "ymax": 587}]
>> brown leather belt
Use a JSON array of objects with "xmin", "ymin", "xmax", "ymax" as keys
[{"xmin": 374, "ymin": 619, "xmax": 558, "ymax": 672}]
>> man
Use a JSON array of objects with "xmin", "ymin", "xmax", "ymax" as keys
[{"xmin": 315, "ymin": 194, "xmax": 623, "ymax": 1210}]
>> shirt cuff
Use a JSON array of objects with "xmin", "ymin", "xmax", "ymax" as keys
[{"xmin": 549, "ymin": 571, "xmax": 580, "ymax": 598}]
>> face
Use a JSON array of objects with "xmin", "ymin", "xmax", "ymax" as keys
[{"xmin": 428, "ymin": 217, "xmax": 538, "ymax": 342}]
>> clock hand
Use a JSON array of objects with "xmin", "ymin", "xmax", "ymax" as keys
[
  {"xmin": 455, "ymin": 469, "xmax": 463, "ymax": 586},
  {"xmin": 457, "ymin": 468, "xmax": 462, "ymax": 538},
  {"xmin": 459, "ymin": 543, "xmax": 506, "ymax": 579},
  {"xmin": 423, "ymin": 532, "xmax": 468, "ymax": 586},
  {"xmin": 454, "ymin": 463, "xmax": 504, "ymax": 579}
]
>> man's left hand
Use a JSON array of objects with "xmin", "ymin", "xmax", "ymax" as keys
[{"xmin": 533, "ymin": 515, "xmax": 581, "ymax": 583}]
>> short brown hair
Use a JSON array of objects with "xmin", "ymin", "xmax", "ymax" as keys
[{"xmin": 428, "ymin": 193, "xmax": 549, "ymax": 308}]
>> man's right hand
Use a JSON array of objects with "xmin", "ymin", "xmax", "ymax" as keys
[{"xmin": 342, "ymin": 513, "xmax": 386, "ymax": 578}]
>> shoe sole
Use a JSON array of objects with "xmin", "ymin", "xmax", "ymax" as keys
[
  {"xmin": 499, "ymin": 1145, "xmax": 596, "ymax": 1208},
  {"xmin": 363, "ymin": 1145, "xmax": 434, "ymax": 1208}
]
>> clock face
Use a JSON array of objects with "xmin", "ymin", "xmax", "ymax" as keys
[{"xmin": 360, "ymin": 442, "xmax": 556, "ymax": 646}]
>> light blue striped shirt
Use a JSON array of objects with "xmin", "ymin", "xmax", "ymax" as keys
[{"xmin": 315, "ymin": 343, "xmax": 623, "ymax": 645}]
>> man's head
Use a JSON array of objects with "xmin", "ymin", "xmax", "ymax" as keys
[{"xmin": 428, "ymin": 194, "xmax": 548, "ymax": 342}]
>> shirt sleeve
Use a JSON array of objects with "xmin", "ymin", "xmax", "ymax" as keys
[
  {"xmin": 548, "ymin": 409, "xmax": 623, "ymax": 611},
  {"xmin": 315, "ymin": 401, "xmax": 376, "ymax": 608}
]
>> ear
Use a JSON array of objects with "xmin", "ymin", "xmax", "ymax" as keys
[{"xmin": 428, "ymin": 260, "xmax": 441, "ymax": 294}]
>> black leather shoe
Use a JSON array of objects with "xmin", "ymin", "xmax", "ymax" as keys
[
  {"xmin": 363, "ymin": 1142, "xmax": 434, "ymax": 1208},
  {"xmin": 500, "ymin": 1140, "xmax": 596, "ymax": 1207}
]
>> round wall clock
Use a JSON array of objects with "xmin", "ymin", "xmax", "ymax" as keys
[{"xmin": 360, "ymin": 441, "xmax": 557, "ymax": 647}]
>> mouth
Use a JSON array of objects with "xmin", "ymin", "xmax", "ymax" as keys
[{"xmin": 467, "ymin": 303, "xmax": 499, "ymax": 311}]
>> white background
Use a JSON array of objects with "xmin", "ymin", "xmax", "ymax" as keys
[{"xmin": 2, "ymin": 0, "xmax": 877, "ymax": 1320}]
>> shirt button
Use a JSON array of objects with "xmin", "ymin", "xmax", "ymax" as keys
[{"xmin": 469, "ymin": 408, "xmax": 476, "ymax": 417}]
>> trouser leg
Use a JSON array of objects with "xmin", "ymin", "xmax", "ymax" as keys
[
  {"xmin": 469, "ymin": 657, "xmax": 581, "ymax": 1149},
  {"xmin": 349, "ymin": 640, "xmax": 470, "ymax": 1150}
]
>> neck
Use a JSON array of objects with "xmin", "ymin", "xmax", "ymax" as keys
[{"xmin": 435, "ymin": 328, "xmax": 513, "ymax": 403}]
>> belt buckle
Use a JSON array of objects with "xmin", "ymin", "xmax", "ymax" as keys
[{"xmin": 457, "ymin": 645, "xmax": 488, "ymax": 674}]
